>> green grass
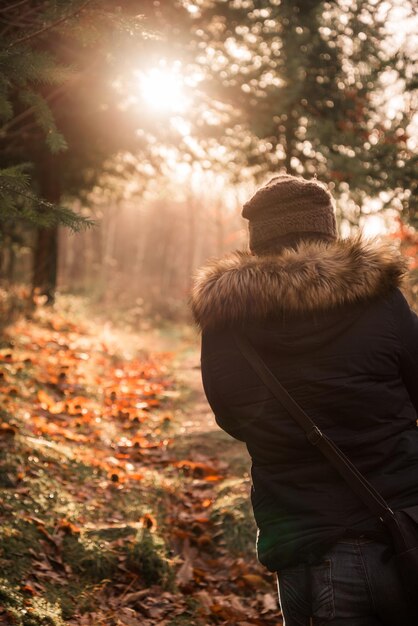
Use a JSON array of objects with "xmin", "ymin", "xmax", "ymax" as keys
[
  {"xmin": 125, "ymin": 527, "xmax": 175, "ymax": 588},
  {"xmin": 61, "ymin": 533, "xmax": 119, "ymax": 581},
  {"xmin": 210, "ymin": 477, "xmax": 257, "ymax": 557}
]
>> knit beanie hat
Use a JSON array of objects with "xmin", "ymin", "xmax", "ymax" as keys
[{"xmin": 242, "ymin": 174, "xmax": 337, "ymax": 254}]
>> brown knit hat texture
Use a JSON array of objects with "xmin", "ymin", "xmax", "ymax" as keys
[{"xmin": 242, "ymin": 174, "xmax": 337, "ymax": 254}]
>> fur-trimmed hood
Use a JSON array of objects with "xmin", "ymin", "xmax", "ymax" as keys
[{"xmin": 191, "ymin": 238, "xmax": 407, "ymax": 330}]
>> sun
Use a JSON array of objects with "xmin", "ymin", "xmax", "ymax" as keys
[{"xmin": 136, "ymin": 63, "xmax": 190, "ymax": 114}]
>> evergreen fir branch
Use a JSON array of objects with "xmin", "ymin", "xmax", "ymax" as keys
[
  {"xmin": 0, "ymin": 164, "xmax": 31, "ymax": 184},
  {"xmin": 19, "ymin": 89, "xmax": 67, "ymax": 153},
  {"xmin": 0, "ymin": 49, "xmax": 74, "ymax": 87},
  {"xmin": 0, "ymin": 1, "xmax": 30, "ymax": 13},
  {"xmin": 0, "ymin": 58, "xmax": 96, "ymax": 138},
  {"xmin": 0, "ymin": 173, "xmax": 94, "ymax": 231},
  {"xmin": 1, "ymin": 82, "xmax": 64, "ymax": 136}
]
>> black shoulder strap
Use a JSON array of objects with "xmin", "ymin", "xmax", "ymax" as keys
[{"xmin": 234, "ymin": 331, "xmax": 394, "ymax": 522}]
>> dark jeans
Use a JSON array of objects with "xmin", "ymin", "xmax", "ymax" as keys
[{"xmin": 277, "ymin": 538, "xmax": 412, "ymax": 626}]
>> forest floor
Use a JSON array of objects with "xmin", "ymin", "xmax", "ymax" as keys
[{"xmin": 0, "ymin": 300, "xmax": 282, "ymax": 626}]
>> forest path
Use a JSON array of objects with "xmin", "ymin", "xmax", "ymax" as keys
[
  {"xmin": 0, "ymin": 310, "xmax": 281, "ymax": 626},
  {"xmin": 158, "ymin": 326, "xmax": 283, "ymax": 624}
]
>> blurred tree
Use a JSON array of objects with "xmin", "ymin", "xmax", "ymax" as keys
[{"xmin": 175, "ymin": 0, "xmax": 417, "ymax": 222}]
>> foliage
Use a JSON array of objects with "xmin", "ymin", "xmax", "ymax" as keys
[
  {"xmin": 0, "ymin": 1, "xmax": 416, "ymax": 303},
  {"xmin": 184, "ymin": 0, "xmax": 417, "ymax": 217},
  {"xmin": 0, "ymin": 166, "xmax": 94, "ymax": 232},
  {"xmin": 1, "ymin": 0, "xmax": 417, "ymax": 295}
]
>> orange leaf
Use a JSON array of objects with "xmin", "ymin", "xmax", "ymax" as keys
[
  {"xmin": 48, "ymin": 401, "xmax": 66, "ymax": 415},
  {"xmin": 21, "ymin": 584, "xmax": 37, "ymax": 596},
  {"xmin": 241, "ymin": 574, "xmax": 268, "ymax": 589},
  {"xmin": 37, "ymin": 389, "xmax": 55, "ymax": 408},
  {"xmin": 127, "ymin": 472, "xmax": 144, "ymax": 481},
  {"xmin": 57, "ymin": 519, "xmax": 81, "ymax": 534}
]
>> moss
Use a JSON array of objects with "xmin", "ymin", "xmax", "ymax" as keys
[
  {"xmin": 0, "ymin": 522, "xmax": 43, "ymax": 583},
  {"xmin": 62, "ymin": 533, "xmax": 118, "ymax": 582},
  {"xmin": 125, "ymin": 528, "xmax": 174, "ymax": 588}
]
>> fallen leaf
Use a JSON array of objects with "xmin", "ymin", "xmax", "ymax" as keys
[
  {"xmin": 241, "ymin": 573, "xmax": 269, "ymax": 590},
  {"xmin": 262, "ymin": 592, "xmax": 278, "ymax": 612}
]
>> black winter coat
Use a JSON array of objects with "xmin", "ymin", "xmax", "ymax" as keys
[{"xmin": 191, "ymin": 238, "xmax": 418, "ymax": 571}]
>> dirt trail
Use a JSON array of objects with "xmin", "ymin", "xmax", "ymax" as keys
[
  {"xmin": 166, "ymin": 330, "xmax": 283, "ymax": 625},
  {"xmin": 172, "ymin": 338, "xmax": 217, "ymax": 434},
  {"xmin": 124, "ymin": 323, "xmax": 283, "ymax": 624}
]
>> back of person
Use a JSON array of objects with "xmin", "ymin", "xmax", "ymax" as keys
[{"xmin": 191, "ymin": 174, "xmax": 418, "ymax": 626}]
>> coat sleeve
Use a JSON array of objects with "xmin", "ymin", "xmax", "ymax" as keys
[
  {"xmin": 200, "ymin": 333, "xmax": 247, "ymax": 441},
  {"xmin": 394, "ymin": 289, "xmax": 418, "ymax": 414}
]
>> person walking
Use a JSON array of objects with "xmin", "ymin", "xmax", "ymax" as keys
[{"xmin": 191, "ymin": 174, "xmax": 418, "ymax": 625}]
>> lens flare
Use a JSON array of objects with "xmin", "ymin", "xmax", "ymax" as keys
[{"xmin": 136, "ymin": 66, "xmax": 190, "ymax": 113}]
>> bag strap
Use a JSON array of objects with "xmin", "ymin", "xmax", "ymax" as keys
[{"xmin": 234, "ymin": 331, "xmax": 395, "ymax": 522}]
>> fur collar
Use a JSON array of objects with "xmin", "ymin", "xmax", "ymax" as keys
[{"xmin": 191, "ymin": 238, "xmax": 406, "ymax": 330}]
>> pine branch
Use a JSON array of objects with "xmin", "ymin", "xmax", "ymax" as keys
[
  {"xmin": 0, "ymin": 53, "xmax": 101, "ymax": 137},
  {"xmin": 0, "ymin": 5, "xmax": 40, "ymax": 38},
  {"xmin": 9, "ymin": 0, "xmax": 94, "ymax": 47},
  {"xmin": 20, "ymin": 89, "xmax": 68, "ymax": 153},
  {"xmin": 0, "ymin": 177, "xmax": 95, "ymax": 231},
  {"xmin": 0, "ymin": 1, "xmax": 30, "ymax": 14}
]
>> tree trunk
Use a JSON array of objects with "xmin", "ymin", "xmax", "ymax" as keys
[
  {"xmin": 32, "ymin": 226, "xmax": 59, "ymax": 302},
  {"xmin": 32, "ymin": 154, "xmax": 61, "ymax": 303}
]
